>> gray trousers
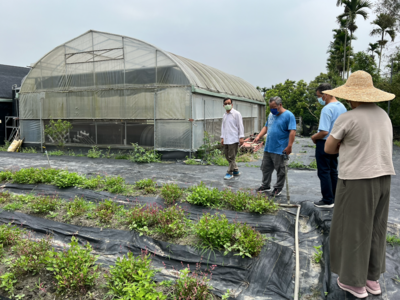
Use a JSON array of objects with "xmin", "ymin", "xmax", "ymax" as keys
[
  {"xmin": 261, "ymin": 151, "xmax": 285, "ymax": 189},
  {"xmin": 224, "ymin": 143, "xmax": 239, "ymax": 174},
  {"xmin": 330, "ymin": 175, "xmax": 391, "ymax": 287}
]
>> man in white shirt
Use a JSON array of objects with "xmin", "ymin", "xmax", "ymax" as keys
[{"xmin": 220, "ymin": 98, "xmax": 245, "ymax": 180}]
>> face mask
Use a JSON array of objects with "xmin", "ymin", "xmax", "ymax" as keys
[
  {"xmin": 318, "ymin": 97, "xmax": 326, "ymax": 106},
  {"xmin": 270, "ymin": 108, "xmax": 279, "ymax": 115},
  {"xmin": 224, "ymin": 104, "xmax": 232, "ymax": 111}
]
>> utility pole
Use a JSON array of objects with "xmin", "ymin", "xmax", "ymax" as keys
[{"xmin": 388, "ymin": 58, "xmax": 393, "ymax": 115}]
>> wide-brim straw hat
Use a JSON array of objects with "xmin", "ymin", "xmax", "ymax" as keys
[{"xmin": 323, "ymin": 70, "xmax": 395, "ymax": 102}]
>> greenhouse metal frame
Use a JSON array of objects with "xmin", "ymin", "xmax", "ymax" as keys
[{"xmin": 19, "ymin": 30, "xmax": 266, "ymax": 152}]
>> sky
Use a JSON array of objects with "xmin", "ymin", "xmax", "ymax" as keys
[{"xmin": 1, "ymin": 0, "xmax": 398, "ymax": 88}]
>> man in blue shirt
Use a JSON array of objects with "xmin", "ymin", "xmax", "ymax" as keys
[
  {"xmin": 312, "ymin": 83, "xmax": 347, "ymax": 208},
  {"xmin": 254, "ymin": 96, "xmax": 297, "ymax": 197}
]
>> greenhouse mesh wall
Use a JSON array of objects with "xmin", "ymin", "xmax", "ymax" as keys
[{"xmin": 19, "ymin": 30, "xmax": 265, "ymax": 151}]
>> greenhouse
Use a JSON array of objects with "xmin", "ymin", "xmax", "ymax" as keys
[{"xmin": 18, "ymin": 30, "xmax": 265, "ymax": 152}]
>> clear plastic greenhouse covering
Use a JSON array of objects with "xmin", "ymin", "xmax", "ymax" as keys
[{"xmin": 19, "ymin": 30, "xmax": 266, "ymax": 151}]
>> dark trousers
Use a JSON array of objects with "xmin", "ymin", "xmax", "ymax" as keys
[
  {"xmin": 224, "ymin": 143, "xmax": 239, "ymax": 174},
  {"xmin": 261, "ymin": 151, "xmax": 286, "ymax": 189},
  {"xmin": 316, "ymin": 139, "xmax": 338, "ymax": 204},
  {"xmin": 330, "ymin": 176, "xmax": 391, "ymax": 287}
]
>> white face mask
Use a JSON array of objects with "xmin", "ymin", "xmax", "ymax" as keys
[{"xmin": 224, "ymin": 104, "xmax": 232, "ymax": 111}]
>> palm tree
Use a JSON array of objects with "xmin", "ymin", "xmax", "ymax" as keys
[
  {"xmin": 337, "ymin": 0, "xmax": 372, "ymax": 79},
  {"xmin": 367, "ymin": 42, "xmax": 380, "ymax": 60},
  {"xmin": 370, "ymin": 13, "xmax": 397, "ymax": 71}
]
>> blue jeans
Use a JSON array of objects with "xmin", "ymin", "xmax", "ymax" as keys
[{"xmin": 316, "ymin": 139, "xmax": 338, "ymax": 204}]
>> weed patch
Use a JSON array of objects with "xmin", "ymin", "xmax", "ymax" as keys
[
  {"xmin": 65, "ymin": 197, "xmax": 95, "ymax": 220},
  {"xmin": 87, "ymin": 146, "xmax": 103, "ymax": 158},
  {"xmin": 313, "ymin": 245, "xmax": 323, "ymax": 263},
  {"xmin": 387, "ymin": 234, "xmax": 400, "ymax": 246},
  {"xmin": 47, "ymin": 150, "xmax": 65, "ymax": 156},
  {"xmin": 160, "ymin": 183, "xmax": 183, "ymax": 204},
  {"xmin": 29, "ymin": 195, "xmax": 61, "ymax": 214}
]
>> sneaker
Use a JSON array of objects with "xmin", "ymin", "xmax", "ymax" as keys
[
  {"xmin": 224, "ymin": 173, "xmax": 233, "ymax": 180},
  {"xmin": 366, "ymin": 280, "xmax": 381, "ymax": 295},
  {"xmin": 256, "ymin": 185, "xmax": 271, "ymax": 192},
  {"xmin": 270, "ymin": 188, "xmax": 282, "ymax": 197},
  {"xmin": 337, "ymin": 278, "xmax": 368, "ymax": 298},
  {"xmin": 314, "ymin": 200, "xmax": 334, "ymax": 208},
  {"xmin": 233, "ymin": 171, "xmax": 241, "ymax": 176}
]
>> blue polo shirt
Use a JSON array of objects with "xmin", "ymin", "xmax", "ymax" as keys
[
  {"xmin": 264, "ymin": 110, "xmax": 296, "ymax": 155},
  {"xmin": 318, "ymin": 101, "xmax": 347, "ymax": 139}
]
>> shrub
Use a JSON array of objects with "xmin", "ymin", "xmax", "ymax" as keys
[
  {"xmin": 0, "ymin": 191, "xmax": 10, "ymax": 203},
  {"xmin": 0, "ymin": 272, "xmax": 17, "ymax": 297},
  {"xmin": 135, "ymin": 178, "xmax": 157, "ymax": 190},
  {"xmin": 129, "ymin": 143, "xmax": 161, "ymax": 163},
  {"xmin": 187, "ymin": 182, "xmax": 221, "ymax": 207},
  {"xmin": 221, "ymin": 189, "xmax": 249, "ymax": 211},
  {"xmin": 80, "ymin": 175, "xmax": 104, "ymax": 190},
  {"xmin": 160, "ymin": 183, "xmax": 183, "ymax": 204},
  {"xmin": 87, "ymin": 146, "xmax": 102, "ymax": 158},
  {"xmin": 65, "ymin": 197, "xmax": 94, "ymax": 219},
  {"xmin": 195, "ymin": 213, "xmax": 264, "ymax": 257},
  {"xmin": 155, "ymin": 205, "xmax": 188, "ymax": 238},
  {"xmin": 54, "ymin": 171, "xmax": 84, "ymax": 188},
  {"xmin": 44, "ymin": 118, "xmax": 72, "ymax": 148},
  {"xmin": 29, "ymin": 195, "xmax": 61, "ymax": 214},
  {"xmin": 105, "ymin": 251, "xmax": 164, "ymax": 299},
  {"xmin": 3, "ymin": 202, "xmax": 23, "ymax": 211},
  {"xmin": 45, "ymin": 236, "xmax": 100, "ymax": 294},
  {"xmin": 0, "ymin": 224, "xmax": 25, "ymax": 246},
  {"xmin": 0, "ymin": 170, "xmax": 13, "ymax": 182},
  {"xmin": 174, "ymin": 267, "xmax": 213, "ymax": 300},
  {"xmin": 124, "ymin": 204, "xmax": 161, "ymax": 233},
  {"xmin": 95, "ymin": 199, "xmax": 121, "ymax": 224},
  {"xmin": 11, "ymin": 237, "xmax": 52, "ymax": 275},
  {"xmin": 103, "ymin": 176, "xmax": 127, "ymax": 194},
  {"xmin": 247, "ymin": 196, "xmax": 278, "ymax": 214}
]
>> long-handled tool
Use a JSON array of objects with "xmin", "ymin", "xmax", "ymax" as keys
[{"xmin": 283, "ymin": 151, "xmax": 290, "ymax": 204}]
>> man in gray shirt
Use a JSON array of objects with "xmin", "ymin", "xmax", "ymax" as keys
[{"xmin": 220, "ymin": 98, "xmax": 244, "ymax": 180}]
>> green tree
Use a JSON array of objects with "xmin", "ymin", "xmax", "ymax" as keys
[
  {"xmin": 370, "ymin": 13, "xmax": 397, "ymax": 71},
  {"xmin": 375, "ymin": 0, "xmax": 400, "ymax": 31},
  {"xmin": 376, "ymin": 75, "xmax": 400, "ymax": 126},
  {"xmin": 367, "ymin": 42, "xmax": 380, "ymax": 61},
  {"xmin": 337, "ymin": 0, "xmax": 372, "ymax": 79},
  {"xmin": 351, "ymin": 51, "xmax": 379, "ymax": 82}
]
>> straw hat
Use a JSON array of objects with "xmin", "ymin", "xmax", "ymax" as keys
[{"xmin": 323, "ymin": 70, "xmax": 395, "ymax": 102}]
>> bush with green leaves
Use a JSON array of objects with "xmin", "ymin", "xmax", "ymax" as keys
[
  {"xmin": 174, "ymin": 267, "xmax": 215, "ymax": 300},
  {"xmin": 0, "ymin": 224, "xmax": 25, "ymax": 246},
  {"xmin": 106, "ymin": 251, "xmax": 165, "ymax": 299},
  {"xmin": 387, "ymin": 234, "xmax": 400, "ymax": 247},
  {"xmin": 47, "ymin": 150, "xmax": 65, "ymax": 156},
  {"xmin": 129, "ymin": 143, "xmax": 161, "ymax": 163},
  {"xmin": 11, "ymin": 237, "xmax": 52, "ymax": 275},
  {"xmin": 154, "ymin": 205, "xmax": 188, "ymax": 238},
  {"xmin": 135, "ymin": 178, "xmax": 157, "ymax": 189},
  {"xmin": 54, "ymin": 170, "xmax": 85, "ymax": 188},
  {"xmin": 87, "ymin": 146, "xmax": 103, "ymax": 158},
  {"xmin": 44, "ymin": 118, "xmax": 73, "ymax": 148},
  {"xmin": 29, "ymin": 195, "xmax": 61, "ymax": 214},
  {"xmin": 79, "ymin": 175, "xmax": 103, "ymax": 190},
  {"xmin": 187, "ymin": 182, "xmax": 222, "ymax": 207},
  {"xmin": 45, "ymin": 236, "xmax": 100, "ymax": 294},
  {"xmin": 103, "ymin": 175, "xmax": 127, "ymax": 194},
  {"xmin": 0, "ymin": 272, "xmax": 17, "ymax": 297},
  {"xmin": 195, "ymin": 213, "xmax": 264, "ymax": 257},
  {"xmin": 0, "ymin": 170, "xmax": 13, "ymax": 182},
  {"xmin": 65, "ymin": 197, "xmax": 95, "ymax": 219},
  {"xmin": 160, "ymin": 183, "xmax": 183, "ymax": 204},
  {"xmin": 95, "ymin": 199, "xmax": 122, "ymax": 224}
]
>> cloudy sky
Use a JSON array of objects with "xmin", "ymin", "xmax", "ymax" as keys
[{"xmin": 1, "ymin": 0, "xmax": 398, "ymax": 88}]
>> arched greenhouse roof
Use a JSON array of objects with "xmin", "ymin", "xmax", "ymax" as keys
[{"xmin": 22, "ymin": 30, "xmax": 264, "ymax": 103}]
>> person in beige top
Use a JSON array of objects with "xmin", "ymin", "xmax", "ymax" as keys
[{"xmin": 324, "ymin": 71, "xmax": 395, "ymax": 298}]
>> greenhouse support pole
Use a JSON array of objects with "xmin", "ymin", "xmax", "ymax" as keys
[
  {"xmin": 190, "ymin": 92, "xmax": 194, "ymax": 158},
  {"xmin": 154, "ymin": 50, "xmax": 158, "ymax": 154},
  {"xmin": 40, "ymin": 97, "xmax": 43, "ymax": 153}
]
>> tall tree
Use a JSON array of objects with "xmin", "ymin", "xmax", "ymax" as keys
[
  {"xmin": 337, "ymin": 0, "xmax": 372, "ymax": 79},
  {"xmin": 367, "ymin": 42, "xmax": 380, "ymax": 60},
  {"xmin": 375, "ymin": 0, "xmax": 400, "ymax": 31},
  {"xmin": 370, "ymin": 13, "xmax": 397, "ymax": 71}
]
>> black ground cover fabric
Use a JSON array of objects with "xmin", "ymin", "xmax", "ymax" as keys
[{"xmin": 0, "ymin": 144, "xmax": 399, "ymax": 299}]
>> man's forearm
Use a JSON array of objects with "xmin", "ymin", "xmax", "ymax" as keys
[
  {"xmin": 257, "ymin": 127, "xmax": 267, "ymax": 138},
  {"xmin": 313, "ymin": 131, "xmax": 329, "ymax": 140},
  {"xmin": 288, "ymin": 130, "xmax": 296, "ymax": 146}
]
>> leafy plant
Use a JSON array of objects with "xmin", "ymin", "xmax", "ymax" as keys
[
  {"xmin": 0, "ymin": 224, "xmax": 25, "ymax": 246},
  {"xmin": 288, "ymin": 160, "xmax": 309, "ymax": 169},
  {"xmin": 87, "ymin": 146, "xmax": 102, "ymax": 158},
  {"xmin": 387, "ymin": 234, "xmax": 400, "ymax": 247},
  {"xmin": 154, "ymin": 205, "xmax": 188, "ymax": 238},
  {"xmin": 47, "ymin": 150, "xmax": 65, "ymax": 156},
  {"xmin": 3, "ymin": 201, "xmax": 24, "ymax": 211},
  {"xmin": 195, "ymin": 213, "xmax": 264, "ymax": 257},
  {"xmin": 54, "ymin": 171, "xmax": 84, "ymax": 188},
  {"xmin": 105, "ymin": 250, "xmax": 164, "ymax": 299},
  {"xmin": 29, "ymin": 195, "xmax": 61, "ymax": 214},
  {"xmin": 124, "ymin": 204, "xmax": 161, "ymax": 234},
  {"xmin": 210, "ymin": 150, "xmax": 229, "ymax": 167},
  {"xmin": 184, "ymin": 157, "xmax": 201, "ymax": 165},
  {"xmin": 313, "ymin": 245, "xmax": 323, "ymax": 263},
  {"xmin": 0, "ymin": 272, "xmax": 17, "ymax": 297},
  {"xmin": 103, "ymin": 176, "xmax": 126, "ymax": 194},
  {"xmin": 102, "ymin": 147, "xmax": 115, "ymax": 159},
  {"xmin": 44, "ymin": 118, "xmax": 72, "ymax": 148},
  {"xmin": 0, "ymin": 140, "xmax": 11, "ymax": 152},
  {"xmin": 95, "ymin": 199, "xmax": 121, "ymax": 224},
  {"xmin": 0, "ymin": 170, "xmax": 13, "ymax": 182},
  {"xmin": 129, "ymin": 143, "xmax": 161, "ymax": 163},
  {"xmin": 160, "ymin": 183, "xmax": 183, "ymax": 204},
  {"xmin": 65, "ymin": 197, "xmax": 95, "ymax": 219},
  {"xmin": 308, "ymin": 159, "xmax": 317, "ymax": 169},
  {"xmin": 45, "ymin": 236, "xmax": 100, "ymax": 294},
  {"xmin": 173, "ymin": 267, "xmax": 214, "ymax": 300},
  {"xmin": 21, "ymin": 147, "xmax": 38, "ymax": 153},
  {"xmin": 135, "ymin": 178, "xmax": 157, "ymax": 190},
  {"xmin": 187, "ymin": 182, "xmax": 222, "ymax": 207}
]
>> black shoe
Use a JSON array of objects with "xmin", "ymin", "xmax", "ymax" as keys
[
  {"xmin": 270, "ymin": 188, "xmax": 282, "ymax": 197},
  {"xmin": 256, "ymin": 185, "xmax": 271, "ymax": 192},
  {"xmin": 314, "ymin": 200, "xmax": 334, "ymax": 208}
]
